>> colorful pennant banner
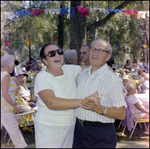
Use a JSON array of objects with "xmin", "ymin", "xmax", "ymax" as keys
[
  {"xmin": 5, "ymin": 42, "xmax": 9, "ymax": 47},
  {"xmin": 26, "ymin": 40, "xmax": 30, "ymax": 46},
  {"xmin": 116, "ymin": 43, "xmax": 119, "ymax": 47},
  {"xmin": 4, "ymin": 39, "xmax": 40, "ymax": 48},
  {"xmin": 15, "ymin": 42, "xmax": 19, "ymax": 47},
  {"xmin": 2, "ymin": 6, "xmax": 149, "ymax": 20}
]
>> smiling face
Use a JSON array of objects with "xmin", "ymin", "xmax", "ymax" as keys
[
  {"xmin": 89, "ymin": 40, "xmax": 111, "ymax": 69},
  {"xmin": 42, "ymin": 44, "xmax": 64, "ymax": 69}
]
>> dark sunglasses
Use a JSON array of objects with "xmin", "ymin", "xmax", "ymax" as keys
[{"xmin": 44, "ymin": 49, "xmax": 64, "ymax": 58}]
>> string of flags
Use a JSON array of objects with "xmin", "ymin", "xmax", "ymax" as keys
[
  {"xmin": 4, "ymin": 35, "xmax": 64, "ymax": 48},
  {"xmin": 2, "ymin": 6, "xmax": 149, "ymax": 48},
  {"xmin": 4, "ymin": 39, "xmax": 147, "ymax": 49},
  {"xmin": 2, "ymin": 6, "xmax": 149, "ymax": 20}
]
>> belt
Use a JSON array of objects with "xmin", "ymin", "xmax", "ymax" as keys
[{"xmin": 77, "ymin": 118, "xmax": 110, "ymax": 127}]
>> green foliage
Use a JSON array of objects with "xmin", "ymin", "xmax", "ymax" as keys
[{"xmin": 1, "ymin": 1, "xmax": 149, "ymax": 64}]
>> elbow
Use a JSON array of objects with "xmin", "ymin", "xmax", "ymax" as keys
[
  {"xmin": 119, "ymin": 109, "xmax": 126, "ymax": 120},
  {"xmin": 47, "ymin": 101, "xmax": 57, "ymax": 110},
  {"xmin": 117, "ymin": 108, "xmax": 126, "ymax": 120}
]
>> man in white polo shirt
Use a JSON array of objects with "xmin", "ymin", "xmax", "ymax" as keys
[{"xmin": 73, "ymin": 39, "xmax": 127, "ymax": 148}]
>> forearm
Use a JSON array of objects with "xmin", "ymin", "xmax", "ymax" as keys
[
  {"xmin": 94, "ymin": 105, "xmax": 126, "ymax": 120},
  {"xmin": 46, "ymin": 97, "xmax": 80, "ymax": 110},
  {"xmin": 3, "ymin": 93, "xmax": 17, "ymax": 109},
  {"xmin": 139, "ymin": 107, "xmax": 149, "ymax": 114}
]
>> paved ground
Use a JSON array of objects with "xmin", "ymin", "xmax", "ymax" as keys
[
  {"xmin": 1, "ymin": 141, "xmax": 149, "ymax": 148},
  {"xmin": 116, "ymin": 141, "xmax": 149, "ymax": 148}
]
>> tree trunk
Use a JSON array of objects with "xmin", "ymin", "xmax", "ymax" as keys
[
  {"xmin": 58, "ymin": 1, "xmax": 65, "ymax": 49},
  {"xmin": 70, "ymin": 1, "xmax": 86, "ymax": 64}
]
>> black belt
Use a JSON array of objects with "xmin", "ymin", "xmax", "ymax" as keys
[{"xmin": 77, "ymin": 118, "xmax": 110, "ymax": 127}]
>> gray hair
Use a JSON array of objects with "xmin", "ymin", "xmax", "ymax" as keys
[
  {"xmin": 63, "ymin": 49, "xmax": 77, "ymax": 64},
  {"xmin": 125, "ymin": 82, "xmax": 136, "ymax": 92},
  {"xmin": 91, "ymin": 39, "xmax": 113, "ymax": 54},
  {"xmin": 1, "ymin": 54, "xmax": 14, "ymax": 68}
]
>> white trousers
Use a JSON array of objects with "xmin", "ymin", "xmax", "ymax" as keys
[
  {"xmin": 35, "ymin": 120, "xmax": 75, "ymax": 148},
  {"xmin": 1, "ymin": 112, "xmax": 27, "ymax": 148}
]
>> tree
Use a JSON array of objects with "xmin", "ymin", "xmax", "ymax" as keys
[
  {"xmin": 1, "ymin": 1, "xmax": 149, "ymax": 65},
  {"xmin": 70, "ymin": 1, "xmax": 86, "ymax": 64},
  {"xmin": 70, "ymin": 1, "xmax": 133, "ymax": 64}
]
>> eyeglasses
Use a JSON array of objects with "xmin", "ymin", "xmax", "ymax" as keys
[
  {"xmin": 44, "ymin": 49, "xmax": 64, "ymax": 58},
  {"xmin": 90, "ymin": 47, "xmax": 110, "ymax": 54}
]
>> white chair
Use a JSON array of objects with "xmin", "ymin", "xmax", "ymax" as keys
[{"xmin": 15, "ymin": 110, "xmax": 36, "ymax": 134}]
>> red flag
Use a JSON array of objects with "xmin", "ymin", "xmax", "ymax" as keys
[{"xmin": 5, "ymin": 42, "xmax": 9, "ymax": 47}]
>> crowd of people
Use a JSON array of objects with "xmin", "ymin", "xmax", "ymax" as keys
[{"xmin": 1, "ymin": 39, "xmax": 149, "ymax": 148}]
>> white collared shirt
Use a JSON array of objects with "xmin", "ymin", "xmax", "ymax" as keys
[{"xmin": 75, "ymin": 63, "xmax": 127, "ymax": 123}]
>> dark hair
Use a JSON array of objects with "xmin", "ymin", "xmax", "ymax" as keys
[
  {"xmin": 144, "ymin": 65, "xmax": 148, "ymax": 70},
  {"xmin": 126, "ymin": 59, "xmax": 130, "ymax": 63},
  {"xmin": 23, "ymin": 74, "xmax": 28, "ymax": 78},
  {"xmin": 14, "ymin": 60, "xmax": 19, "ymax": 65},
  {"xmin": 107, "ymin": 60, "xmax": 112, "ymax": 67},
  {"xmin": 30, "ymin": 58, "xmax": 33, "ymax": 61},
  {"xmin": 113, "ymin": 68, "xmax": 116, "ymax": 71},
  {"xmin": 107, "ymin": 59, "xmax": 114, "ymax": 68},
  {"xmin": 82, "ymin": 45, "xmax": 91, "ymax": 50},
  {"xmin": 40, "ymin": 43, "xmax": 59, "ymax": 65}
]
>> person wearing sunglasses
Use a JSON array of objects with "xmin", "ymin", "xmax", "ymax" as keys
[
  {"xmin": 80, "ymin": 45, "xmax": 91, "ymax": 66},
  {"xmin": 34, "ymin": 43, "xmax": 98, "ymax": 148},
  {"xmin": 73, "ymin": 39, "xmax": 127, "ymax": 148}
]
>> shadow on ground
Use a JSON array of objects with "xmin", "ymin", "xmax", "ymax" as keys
[{"xmin": 1, "ymin": 120, "xmax": 149, "ymax": 147}]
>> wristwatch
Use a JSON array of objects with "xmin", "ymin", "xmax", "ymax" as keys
[{"xmin": 101, "ymin": 106, "xmax": 107, "ymax": 115}]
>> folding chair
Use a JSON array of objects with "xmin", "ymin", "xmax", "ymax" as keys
[
  {"xmin": 128, "ymin": 116, "xmax": 149, "ymax": 140},
  {"xmin": 15, "ymin": 110, "xmax": 35, "ymax": 134},
  {"xmin": 120, "ymin": 112, "xmax": 149, "ymax": 140}
]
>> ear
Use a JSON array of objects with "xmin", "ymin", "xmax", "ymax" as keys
[{"xmin": 106, "ymin": 54, "xmax": 111, "ymax": 62}]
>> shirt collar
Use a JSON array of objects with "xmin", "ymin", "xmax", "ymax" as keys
[{"xmin": 87, "ymin": 63, "xmax": 109, "ymax": 79}]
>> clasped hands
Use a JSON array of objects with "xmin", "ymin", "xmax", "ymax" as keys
[{"xmin": 79, "ymin": 91, "xmax": 102, "ymax": 112}]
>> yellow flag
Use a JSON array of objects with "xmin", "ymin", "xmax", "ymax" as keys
[
  {"xmin": 88, "ymin": 39, "xmax": 92, "ymax": 40},
  {"xmin": 35, "ymin": 39, "xmax": 38, "ymax": 41},
  {"xmin": 26, "ymin": 41, "xmax": 30, "ymax": 46},
  {"xmin": 143, "ymin": 45, "xmax": 147, "ymax": 48}
]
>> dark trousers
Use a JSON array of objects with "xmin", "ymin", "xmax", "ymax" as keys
[{"xmin": 72, "ymin": 120, "xmax": 117, "ymax": 148}]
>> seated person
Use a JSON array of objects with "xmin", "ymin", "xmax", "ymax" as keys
[
  {"xmin": 140, "ymin": 74, "xmax": 149, "ymax": 94},
  {"xmin": 122, "ymin": 75, "xmax": 132, "ymax": 95},
  {"xmin": 123, "ymin": 60, "xmax": 131, "ymax": 71},
  {"xmin": 143, "ymin": 65, "xmax": 149, "ymax": 74},
  {"xmin": 125, "ymin": 82, "xmax": 149, "ymax": 120},
  {"xmin": 16, "ymin": 74, "xmax": 37, "ymax": 109},
  {"xmin": 139, "ymin": 72, "xmax": 146, "ymax": 86},
  {"xmin": 136, "ymin": 69, "xmax": 143, "ymax": 80}
]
